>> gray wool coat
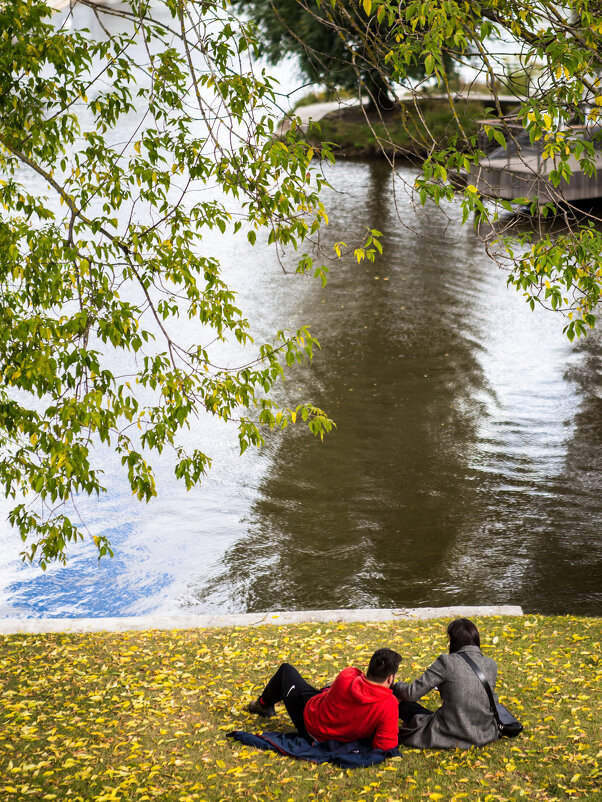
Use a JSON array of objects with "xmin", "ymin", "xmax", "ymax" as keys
[{"xmin": 395, "ymin": 645, "xmax": 500, "ymax": 749}]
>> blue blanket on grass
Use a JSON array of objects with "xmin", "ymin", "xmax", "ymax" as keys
[{"xmin": 227, "ymin": 730, "xmax": 399, "ymax": 768}]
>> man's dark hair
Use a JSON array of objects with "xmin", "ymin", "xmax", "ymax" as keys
[
  {"xmin": 366, "ymin": 648, "xmax": 402, "ymax": 682},
  {"xmin": 447, "ymin": 618, "xmax": 480, "ymax": 653}
]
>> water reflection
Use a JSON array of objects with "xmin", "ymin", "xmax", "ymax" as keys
[
  {"xmin": 2, "ymin": 143, "xmax": 601, "ymax": 615},
  {"xmin": 190, "ymin": 161, "xmax": 601, "ymax": 615},
  {"xmin": 525, "ymin": 333, "xmax": 602, "ymax": 613}
]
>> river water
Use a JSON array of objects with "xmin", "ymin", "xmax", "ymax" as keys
[
  {"xmin": 1, "ymin": 159, "xmax": 600, "ymax": 618},
  {"xmin": 1, "ymin": 7, "xmax": 600, "ymax": 619}
]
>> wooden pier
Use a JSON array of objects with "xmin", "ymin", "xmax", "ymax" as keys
[{"xmin": 470, "ymin": 125, "xmax": 602, "ymax": 203}]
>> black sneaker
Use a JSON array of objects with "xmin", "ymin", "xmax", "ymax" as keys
[{"xmin": 247, "ymin": 699, "xmax": 276, "ymax": 717}]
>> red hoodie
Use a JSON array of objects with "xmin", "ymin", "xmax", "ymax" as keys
[{"xmin": 303, "ymin": 667, "xmax": 399, "ymax": 750}]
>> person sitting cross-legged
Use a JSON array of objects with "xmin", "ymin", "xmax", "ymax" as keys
[{"xmin": 247, "ymin": 648, "xmax": 401, "ymax": 751}]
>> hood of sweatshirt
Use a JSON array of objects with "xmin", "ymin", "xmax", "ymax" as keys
[{"xmin": 341, "ymin": 667, "xmax": 391, "ymax": 702}]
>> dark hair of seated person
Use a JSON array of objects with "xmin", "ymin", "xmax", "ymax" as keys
[
  {"xmin": 366, "ymin": 648, "xmax": 402, "ymax": 682},
  {"xmin": 447, "ymin": 618, "xmax": 481, "ymax": 653}
]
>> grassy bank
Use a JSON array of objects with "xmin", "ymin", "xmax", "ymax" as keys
[
  {"xmin": 306, "ymin": 101, "xmax": 484, "ymax": 159},
  {"xmin": 1, "ymin": 615, "xmax": 600, "ymax": 801}
]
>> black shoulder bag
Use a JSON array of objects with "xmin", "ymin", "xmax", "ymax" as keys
[{"xmin": 458, "ymin": 652, "xmax": 523, "ymax": 738}]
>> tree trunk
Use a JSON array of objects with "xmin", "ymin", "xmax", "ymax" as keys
[{"xmin": 364, "ymin": 70, "xmax": 396, "ymax": 113}]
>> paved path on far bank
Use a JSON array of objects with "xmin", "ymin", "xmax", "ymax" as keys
[
  {"xmin": 48, "ymin": 0, "xmax": 123, "ymax": 8},
  {"xmin": 0, "ymin": 605, "xmax": 523, "ymax": 634},
  {"xmin": 278, "ymin": 99, "xmax": 362, "ymax": 136}
]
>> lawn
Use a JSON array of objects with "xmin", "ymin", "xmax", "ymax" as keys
[
  {"xmin": 305, "ymin": 100, "xmax": 485, "ymax": 159},
  {"xmin": 1, "ymin": 615, "xmax": 600, "ymax": 801}
]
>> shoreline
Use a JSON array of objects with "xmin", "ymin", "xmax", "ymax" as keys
[
  {"xmin": 0, "ymin": 604, "xmax": 523, "ymax": 634},
  {"xmin": 279, "ymin": 98, "xmax": 484, "ymax": 160}
]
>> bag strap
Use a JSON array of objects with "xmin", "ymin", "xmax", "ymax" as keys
[{"xmin": 457, "ymin": 651, "xmax": 502, "ymax": 729}]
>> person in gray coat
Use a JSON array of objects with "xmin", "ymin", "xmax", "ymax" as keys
[{"xmin": 393, "ymin": 618, "xmax": 499, "ymax": 749}]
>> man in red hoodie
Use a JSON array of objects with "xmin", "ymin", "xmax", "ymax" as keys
[{"xmin": 247, "ymin": 648, "xmax": 401, "ymax": 751}]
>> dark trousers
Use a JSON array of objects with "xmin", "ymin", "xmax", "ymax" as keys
[
  {"xmin": 399, "ymin": 700, "xmax": 432, "ymax": 723},
  {"xmin": 260, "ymin": 663, "xmax": 322, "ymax": 737}
]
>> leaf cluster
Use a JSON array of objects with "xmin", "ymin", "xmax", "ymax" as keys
[
  {"xmin": 0, "ymin": 0, "xmax": 336, "ymax": 565},
  {"xmin": 352, "ymin": 0, "xmax": 602, "ymax": 333},
  {"xmin": 255, "ymin": 1, "xmax": 602, "ymax": 334},
  {"xmin": 231, "ymin": 0, "xmax": 458, "ymax": 109}
]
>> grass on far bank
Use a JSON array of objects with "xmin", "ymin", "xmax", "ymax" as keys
[
  {"xmin": 306, "ymin": 100, "xmax": 485, "ymax": 159},
  {"xmin": 1, "ymin": 615, "xmax": 600, "ymax": 802}
]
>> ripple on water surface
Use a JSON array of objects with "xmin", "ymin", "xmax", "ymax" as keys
[{"xmin": 1, "ymin": 159, "xmax": 601, "ymax": 617}]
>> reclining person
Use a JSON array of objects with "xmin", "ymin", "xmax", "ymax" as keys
[{"xmin": 247, "ymin": 648, "xmax": 401, "ymax": 751}]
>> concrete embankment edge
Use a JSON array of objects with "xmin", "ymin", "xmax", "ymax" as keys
[{"xmin": 0, "ymin": 605, "xmax": 523, "ymax": 635}]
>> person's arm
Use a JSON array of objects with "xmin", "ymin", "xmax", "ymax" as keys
[
  {"xmin": 393, "ymin": 656, "xmax": 447, "ymax": 703},
  {"xmin": 372, "ymin": 699, "xmax": 400, "ymax": 751}
]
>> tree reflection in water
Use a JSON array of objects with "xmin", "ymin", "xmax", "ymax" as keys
[{"xmin": 193, "ymin": 162, "xmax": 601, "ymax": 615}]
